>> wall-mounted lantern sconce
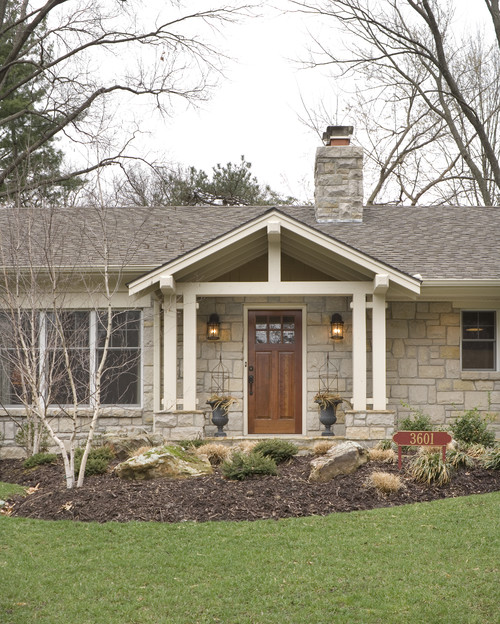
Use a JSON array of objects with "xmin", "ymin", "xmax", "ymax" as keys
[
  {"xmin": 207, "ymin": 313, "xmax": 221, "ymax": 340},
  {"xmin": 330, "ymin": 313, "xmax": 344, "ymax": 340}
]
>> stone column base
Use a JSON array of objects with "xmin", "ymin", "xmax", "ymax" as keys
[
  {"xmin": 344, "ymin": 410, "xmax": 396, "ymax": 445},
  {"xmin": 154, "ymin": 410, "xmax": 207, "ymax": 440}
]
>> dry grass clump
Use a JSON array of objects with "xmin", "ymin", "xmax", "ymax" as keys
[
  {"xmin": 195, "ymin": 443, "xmax": 232, "ymax": 465},
  {"xmin": 367, "ymin": 471, "xmax": 403, "ymax": 494},
  {"xmin": 464, "ymin": 443, "xmax": 488, "ymax": 457},
  {"xmin": 313, "ymin": 440, "xmax": 336, "ymax": 455},
  {"xmin": 130, "ymin": 446, "xmax": 153, "ymax": 457},
  {"xmin": 418, "ymin": 446, "xmax": 445, "ymax": 455},
  {"xmin": 235, "ymin": 441, "xmax": 258, "ymax": 454},
  {"xmin": 369, "ymin": 448, "xmax": 396, "ymax": 463},
  {"xmin": 409, "ymin": 452, "xmax": 451, "ymax": 486}
]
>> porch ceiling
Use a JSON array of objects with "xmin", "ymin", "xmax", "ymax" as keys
[{"xmin": 176, "ymin": 228, "xmax": 267, "ymax": 282}]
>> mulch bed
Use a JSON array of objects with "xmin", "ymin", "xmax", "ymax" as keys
[{"xmin": 1, "ymin": 456, "xmax": 499, "ymax": 523}]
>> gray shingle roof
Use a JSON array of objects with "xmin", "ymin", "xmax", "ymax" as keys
[{"xmin": 0, "ymin": 204, "xmax": 498, "ymax": 280}]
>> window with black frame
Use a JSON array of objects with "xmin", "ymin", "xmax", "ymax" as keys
[{"xmin": 461, "ymin": 311, "xmax": 496, "ymax": 371}]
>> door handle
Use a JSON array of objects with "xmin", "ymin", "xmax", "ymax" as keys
[{"xmin": 248, "ymin": 374, "xmax": 254, "ymax": 395}]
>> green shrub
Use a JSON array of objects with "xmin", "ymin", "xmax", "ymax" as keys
[
  {"xmin": 375, "ymin": 439, "xmax": 395, "ymax": 451},
  {"xmin": 23, "ymin": 452, "xmax": 58, "ymax": 469},
  {"xmin": 447, "ymin": 448, "xmax": 475, "ymax": 469},
  {"xmin": 177, "ymin": 439, "xmax": 207, "ymax": 449},
  {"xmin": 397, "ymin": 405, "xmax": 433, "ymax": 432},
  {"xmin": 252, "ymin": 439, "xmax": 298, "ymax": 463},
  {"xmin": 481, "ymin": 447, "xmax": 500, "ymax": 470},
  {"xmin": 74, "ymin": 445, "xmax": 114, "ymax": 476},
  {"xmin": 449, "ymin": 408, "xmax": 496, "ymax": 447},
  {"xmin": 221, "ymin": 451, "xmax": 277, "ymax": 480},
  {"xmin": 409, "ymin": 452, "xmax": 452, "ymax": 486}
]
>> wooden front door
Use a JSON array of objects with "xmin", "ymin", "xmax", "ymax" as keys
[{"xmin": 248, "ymin": 310, "xmax": 302, "ymax": 434}]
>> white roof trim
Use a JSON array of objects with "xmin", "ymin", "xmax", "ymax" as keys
[{"xmin": 128, "ymin": 210, "xmax": 421, "ymax": 296}]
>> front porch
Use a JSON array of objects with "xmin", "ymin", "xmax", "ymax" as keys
[{"xmin": 129, "ymin": 211, "xmax": 419, "ymax": 442}]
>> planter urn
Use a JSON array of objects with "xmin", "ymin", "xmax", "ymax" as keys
[
  {"xmin": 207, "ymin": 400, "xmax": 229, "ymax": 437},
  {"xmin": 315, "ymin": 399, "xmax": 342, "ymax": 436}
]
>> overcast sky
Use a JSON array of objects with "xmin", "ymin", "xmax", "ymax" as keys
[
  {"xmin": 132, "ymin": 3, "xmax": 332, "ymax": 203},
  {"xmin": 119, "ymin": 0, "xmax": 487, "ymax": 204}
]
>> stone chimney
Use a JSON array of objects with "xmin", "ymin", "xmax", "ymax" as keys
[{"xmin": 314, "ymin": 125, "xmax": 363, "ymax": 223}]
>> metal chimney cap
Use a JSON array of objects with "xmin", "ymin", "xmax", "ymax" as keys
[{"xmin": 322, "ymin": 125, "xmax": 354, "ymax": 145}]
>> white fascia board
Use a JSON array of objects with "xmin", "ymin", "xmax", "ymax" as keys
[
  {"xmin": 420, "ymin": 279, "xmax": 500, "ymax": 302},
  {"xmin": 128, "ymin": 209, "xmax": 421, "ymax": 296},
  {"xmin": 128, "ymin": 217, "xmax": 272, "ymax": 295}
]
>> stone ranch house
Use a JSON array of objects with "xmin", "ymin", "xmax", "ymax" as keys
[{"xmin": 0, "ymin": 126, "xmax": 499, "ymax": 455}]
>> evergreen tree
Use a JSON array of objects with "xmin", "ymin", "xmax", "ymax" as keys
[
  {"xmin": 0, "ymin": 1, "xmax": 74, "ymax": 201},
  {"xmin": 119, "ymin": 157, "xmax": 298, "ymax": 207}
]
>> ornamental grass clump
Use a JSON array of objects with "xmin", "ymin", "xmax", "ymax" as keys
[
  {"xmin": 235, "ymin": 440, "xmax": 258, "ymax": 454},
  {"xmin": 253, "ymin": 439, "xmax": 298, "ymax": 463},
  {"xmin": 369, "ymin": 448, "xmax": 396, "ymax": 463},
  {"xmin": 221, "ymin": 451, "xmax": 277, "ymax": 480},
  {"xmin": 463, "ymin": 443, "xmax": 488, "ymax": 458},
  {"xmin": 481, "ymin": 446, "xmax": 500, "ymax": 470},
  {"xmin": 449, "ymin": 407, "xmax": 496, "ymax": 447},
  {"xmin": 368, "ymin": 471, "xmax": 403, "ymax": 494},
  {"xmin": 409, "ymin": 451, "xmax": 451, "ymax": 486},
  {"xmin": 447, "ymin": 448, "xmax": 475, "ymax": 469},
  {"xmin": 313, "ymin": 440, "xmax": 336, "ymax": 455},
  {"xmin": 195, "ymin": 442, "xmax": 232, "ymax": 465},
  {"xmin": 23, "ymin": 452, "xmax": 58, "ymax": 469}
]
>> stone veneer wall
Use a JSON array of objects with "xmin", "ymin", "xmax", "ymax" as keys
[
  {"xmin": 0, "ymin": 304, "xmax": 156, "ymax": 458},
  {"xmin": 387, "ymin": 301, "xmax": 500, "ymax": 438}
]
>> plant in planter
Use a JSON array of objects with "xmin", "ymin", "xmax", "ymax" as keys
[
  {"xmin": 314, "ymin": 354, "xmax": 346, "ymax": 436},
  {"xmin": 206, "ymin": 394, "xmax": 238, "ymax": 437},
  {"xmin": 314, "ymin": 391, "xmax": 343, "ymax": 437}
]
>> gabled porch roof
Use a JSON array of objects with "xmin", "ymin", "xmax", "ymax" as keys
[{"xmin": 128, "ymin": 209, "xmax": 421, "ymax": 297}]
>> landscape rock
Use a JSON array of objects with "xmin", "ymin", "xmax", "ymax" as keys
[
  {"xmin": 99, "ymin": 433, "xmax": 165, "ymax": 460},
  {"xmin": 114, "ymin": 445, "xmax": 213, "ymax": 480},
  {"xmin": 309, "ymin": 441, "xmax": 369, "ymax": 483}
]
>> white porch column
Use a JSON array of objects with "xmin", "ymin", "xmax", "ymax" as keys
[
  {"xmin": 267, "ymin": 221, "xmax": 281, "ymax": 283},
  {"xmin": 182, "ymin": 290, "xmax": 197, "ymax": 411},
  {"xmin": 372, "ymin": 293, "xmax": 387, "ymax": 410},
  {"xmin": 352, "ymin": 291, "xmax": 367, "ymax": 410},
  {"xmin": 153, "ymin": 299, "xmax": 161, "ymax": 413},
  {"xmin": 162, "ymin": 294, "xmax": 177, "ymax": 411}
]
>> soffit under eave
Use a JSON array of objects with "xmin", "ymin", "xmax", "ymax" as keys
[
  {"xmin": 418, "ymin": 280, "xmax": 500, "ymax": 303},
  {"xmin": 280, "ymin": 230, "xmax": 371, "ymax": 281}
]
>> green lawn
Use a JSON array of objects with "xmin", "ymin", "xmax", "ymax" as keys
[
  {"xmin": 1, "ymin": 492, "xmax": 499, "ymax": 624},
  {"xmin": 0, "ymin": 482, "xmax": 26, "ymax": 500}
]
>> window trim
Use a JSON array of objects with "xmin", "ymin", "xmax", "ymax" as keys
[{"xmin": 460, "ymin": 309, "xmax": 498, "ymax": 372}]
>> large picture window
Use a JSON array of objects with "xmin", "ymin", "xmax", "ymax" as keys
[
  {"xmin": 461, "ymin": 311, "xmax": 496, "ymax": 371},
  {"xmin": 0, "ymin": 309, "xmax": 141, "ymax": 406}
]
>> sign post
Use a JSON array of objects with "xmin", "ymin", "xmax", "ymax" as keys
[{"xmin": 392, "ymin": 431, "xmax": 452, "ymax": 469}]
